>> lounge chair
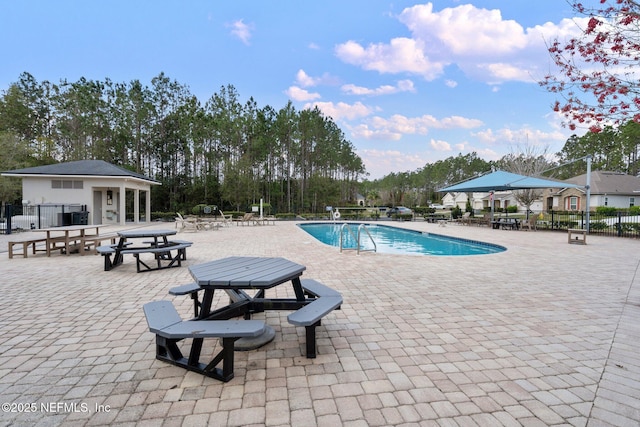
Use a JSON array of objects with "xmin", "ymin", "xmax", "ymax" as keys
[
  {"xmin": 235, "ymin": 213, "xmax": 255, "ymax": 226},
  {"xmin": 216, "ymin": 210, "xmax": 233, "ymax": 227},
  {"xmin": 175, "ymin": 212, "xmax": 199, "ymax": 232}
]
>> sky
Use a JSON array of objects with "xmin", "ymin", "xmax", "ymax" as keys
[{"xmin": 0, "ymin": 1, "xmax": 588, "ymax": 179}]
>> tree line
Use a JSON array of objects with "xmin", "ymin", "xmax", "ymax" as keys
[
  {"xmin": 2, "ymin": 70, "xmax": 640, "ymax": 215},
  {"xmin": 0, "ymin": 72, "xmax": 365, "ymax": 214}
]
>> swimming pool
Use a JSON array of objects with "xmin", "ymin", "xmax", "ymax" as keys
[{"xmin": 298, "ymin": 222, "xmax": 506, "ymax": 256}]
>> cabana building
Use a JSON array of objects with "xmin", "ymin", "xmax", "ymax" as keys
[{"xmin": 2, "ymin": 160, "xmax": 160, "ymax": 226}]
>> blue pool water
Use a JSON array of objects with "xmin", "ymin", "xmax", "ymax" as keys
[{"xmin": 298, "ymin": 222, "xmax": 506, "ymax": 256}]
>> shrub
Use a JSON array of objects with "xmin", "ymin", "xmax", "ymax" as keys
[
  {"xmin": 589, "ymin": 221, "xmax": 608, "ymax": 230},
  {"xmin": 275, "ymin": 212, "xmax": 297, "ymax": 220},
  {"xmin": 506, "ymin": 205, "xmax": 518, "ymax": 213},
  {"xmin": 451, "ymin": 206, "xmax": 462, "ymax": 219},
  {"xmin": 152, "ymin": 211, "xmax": 176, "ymax": 222},
  {"xmin": 596, "ymin": 206, "xmax": 617, "ymax": 216}
]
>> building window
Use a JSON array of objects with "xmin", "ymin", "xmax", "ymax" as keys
[
  {"xmin": 604, "ymin": 197, "xmax": 608, "ymax": 206},
  {"xmin": 631, "ymin": 197, "xmax": 636, "ymax": 207},
  {"xmin": 569, "ymin": 196, "xmax": 578, "ymax": 210},
  {"xmin": 51, "ymin": 180, "xmax": 83, "ymax": 189}
]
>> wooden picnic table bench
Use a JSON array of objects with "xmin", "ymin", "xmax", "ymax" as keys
[
  {"xmin": 7, "ymin": 236, "xmax": 48, "ymax": 259},
  {"xmin": 143, "ymin": 300, "xmax": 266, "ymax": 382},
  {"xmin": 79, "ymin": 233, "xmax": 118, "ymax": 255}
]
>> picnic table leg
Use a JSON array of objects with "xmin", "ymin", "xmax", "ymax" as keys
[
  {"xmin": 103, "ymin": 253, "xmax": 113, "ymax": 271},
  {"xmin": 198, "ymin": 290, "xmax": 215, "ymax": 320},
  {"xmin": 292, "ymin": 277, "xmax": 305, "ymax": 301}
]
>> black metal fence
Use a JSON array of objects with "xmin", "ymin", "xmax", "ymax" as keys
[
  {"xmin": 535, "ymin": 210, "xmax": 640, "ymax": 238},
  {"xmin": 1, "ymin": 203, "xmax": 88, "ymax": 234}
]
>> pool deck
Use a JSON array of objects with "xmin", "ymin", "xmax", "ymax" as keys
[{"xmin": 0, "ymin": 220, "xmax": 638, "ymax": 426}]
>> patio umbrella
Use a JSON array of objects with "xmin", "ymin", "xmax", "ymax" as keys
[{"xmin": 438, "ymin": 170, "xmax": 579, "ymax": 221}]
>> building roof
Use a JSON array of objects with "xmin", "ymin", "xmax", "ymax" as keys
[
  {"xmin": 2, "ymin": 160, "xmax": 159, "ymax": 184},
  {"xmin": 564, "ymin": 171, "xmax": 640, "ymax": 195}
]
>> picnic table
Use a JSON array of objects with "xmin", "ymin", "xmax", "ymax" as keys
[
  {"xmin": 423, "ymin": 213, "xmax": 449, "ymax": 223},
  {"xmin": 97, "ymin": 229, "xmax": 191, "ymax": 272},
  {"xmin": 144, "ymin": 256, "xmax": 342, "ymax": 380},
  {"xmin": 40, "ymin": 224, "xmax": 106, "ymax": 256},
  {"xmin": 491, "ymin": 218, "xmax": 520, "ymax": 230}
]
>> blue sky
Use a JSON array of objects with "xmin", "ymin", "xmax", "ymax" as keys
[{"xmin": 0, "ymin": 1, "xmax": 587, "ymax": 179}]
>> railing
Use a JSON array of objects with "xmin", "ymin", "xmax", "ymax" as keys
[
  {"xmin": 357, "ymin": 224, "xmax": 377, "ymax": 254},
  {"xmin": 1, "ymin": 203, "xmax": 88, "ymax": 234},
  {"xmin": 535, "ymin": 211, "xmax": 640, "ymax": 238},
  {"xmin": 339, "ymin": 223, "xmax": 377, "ymax": 254}
]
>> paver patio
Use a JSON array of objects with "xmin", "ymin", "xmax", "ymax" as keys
[{"xmin": 0, "ymin": 220, "xmax": 638, "ymax": 426}]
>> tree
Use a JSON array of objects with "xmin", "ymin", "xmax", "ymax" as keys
[
  {"xmin": 496, "ymin": 144, "xmax": 556, "ymax": 216},
  {"xmin": 541, "ymin": 0, "xmax": 640, "ymax": 132}
]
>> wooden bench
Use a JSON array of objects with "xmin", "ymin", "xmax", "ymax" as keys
[
  {"xmin": 143, "ymin": 300, "xmax": 266, "ymax": 382},
  {"xmin": 568, "ymin": 228, "xmax": 587, "ymax": 245},
  {"xmin": 79, "ymin": 233, "xmax": 118, "ymax": 255},
  {"xmin": 7, "ymin": 236, "xmax": 48, "ymax": 259},
  {"xmin": 97, "ymin": 242, "xmax": 191, "ymax": 272},
  {"xmin": 288, "ymin": 279, "xmax": 342, "ymax": 358}
]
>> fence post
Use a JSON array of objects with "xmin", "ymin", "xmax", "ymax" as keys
[
  {"xmin": 5, "ymin": 204, "xmax": 13, "ymax": 235},
  {"xmin": 617, "ymin": 212, "xmax": 622, "ymax": 237}
]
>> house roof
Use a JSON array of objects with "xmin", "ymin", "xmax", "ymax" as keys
[
  {"xmin": 564, "ymin": 171, "xmax": 640, "ymax": 195},
  {"xmin": 2, "ymin": 160, "xmax": 159, "ymax": 184}
]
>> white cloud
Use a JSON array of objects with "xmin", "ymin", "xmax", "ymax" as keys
[
  {"xmin": 359, "ymin": 148, "xmax": 426, "ymax": 179},
  {"xmin": 472, "ymin": 126, "xmax": 567, "ymax": 146},
  {"xmin": 341, "ymin": 79, "xmax": 415, "ymax": 96},
  {"xmin": 430, "ymin": 139, "xmax": 451, "ymax": 151},
  {"xmin": 445, "ymin": 79, "xmax": 458, "ymax": 88},
  {"xmin": 304, "ymin": 101, "xmax": 374, "ymax": 121},
  {"xmin": 295, "ymin": 69, "xmax": 340, "ymax": 87},
  {"xmin": 335, "ymin": 3, "xmax": 586, "ymax": 84},
  {"xmin": 228, "ymin": 19, "xmax": 253, "ymax": 45},
  {"xmin": 347, "ymin": 114, "xmax": 483, "ymax": 141},
  {"xmin": 399, "ymin": 3, "xmax": 528, "ymax": 57},
  {"xmin": 285, "ymin": 86, "xmax": 321, "ymax": 102},
  {"xmin": 335, "ymin": 38, "xmax": 447, "ymax": 79}
]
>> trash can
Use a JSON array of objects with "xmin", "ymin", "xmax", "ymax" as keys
[
  {"xmin": 58, "ymin": 212, "xmax": 73, "ymax": 226},
  {"xmin": 71, "ymin": 211, "xmax": 89, "ymax": 225}
]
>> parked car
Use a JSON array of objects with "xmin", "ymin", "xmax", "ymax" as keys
[
  {"xmin": 386, "ymin": 206, "xmax": 413, "ymax": 217},
  {"xmin": 429, "ymin": 204, "xmax": 445, "ymax": 209}
]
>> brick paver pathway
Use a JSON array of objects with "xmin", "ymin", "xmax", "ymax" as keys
[{"xmin": 0, "ymin": 220, "xmax": 638, "ymax": 426}]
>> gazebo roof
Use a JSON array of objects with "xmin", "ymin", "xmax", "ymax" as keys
[{"xmin": 3, "ymin": 160, "xmax": 159, "ymax": 184}]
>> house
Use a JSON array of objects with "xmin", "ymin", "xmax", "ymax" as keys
[
  {"xmin": 540, "ymin": 171, "xmax": 640, "ymax": 211},
  {"xmin": 2, "ymin": 160, "xmax": 160, "ymax": 226}
]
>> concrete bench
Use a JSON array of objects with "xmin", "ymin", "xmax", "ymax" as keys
[
  {"xmin": 288, "ymin": 280, "xmax": 342, "ymax": 358},
  {"xmin": 568, "ymin": 228, "xmax": 587, "ymax": 245},
  {"xmin": 143, "ymin": 300, "xmax": 266, "ymax": 382},
  {"xmin": 7, "ymin": 237, "xmax": 48, "ymax": 259}
]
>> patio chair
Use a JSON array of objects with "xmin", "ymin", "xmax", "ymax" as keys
[
  {"xmin": 235, "ymin": 213, "xmax": 255, "ymax": 226},
  {"xmin": 217, "ymin": 210, "xmax": 233, "ymax": 227},
  {"xmin": 460, "ymin": 212, "xmax": 471, "ymax": 225},
  {"xmin": 522, "ymin": 215, "xmax": 538, "ymax": 231},
  {"xmin": 175, "ymin": 212, "xmax": 199, "ymax": 232}
]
